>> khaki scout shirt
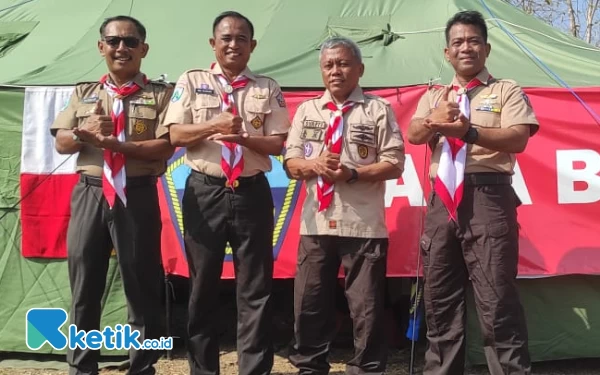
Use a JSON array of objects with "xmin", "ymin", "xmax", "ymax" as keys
[
  {"xmin": 285, "ymin": 86, "xmax": 405, "ymax": 238},
  {"xmin": 412, "ymin": 68, "xmax": 539, "ymax": 178},
  {"xmin": 50, "ymin": 73, "xmax": 173, "ymax": 177},
  {"xmin": 162, "ymin": 64, "xmax": 291, "ymax": 177}
]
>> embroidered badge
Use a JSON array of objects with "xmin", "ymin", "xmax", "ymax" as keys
[
  {"xmin": 276, "ymin": 92, "xmax": 286, "ymax": 107},
  {"xmin": 251, "ymin": 116, "xmax": 263, "ymax": 130},
  {"xmin": 252, "ymin": 93, "xmax": 268, "ymax": 99},
  {"xmin": 134, "ymin": 119, "xmax": 147, "ymax": 134},
  {"xmin": 301, "ymin": 128, "xmax": 324, "ymax": 141},
  {"xmin": 302, "ymin": 120, "xmax": 327, "ymax": 129},
  {"xmin": 328, "ymin": 220, "xmax": 337, "ymax": 229},
  {"xmin": 195, "ymin": 83, "xmax": 215, "ymax": 95},
  {"xmin": 82, "ymin": 95, "xmax": 99, "ymax": 104},
  {"xmin": 522, "ymin": 92, "xmax": 532, "ymax": 108},
  {"xmin": 171, "ymin": 86, "xmax": 184, "ymax": 102},
  {"xmin": 304, "ymin": 142, "xmax": 313, "ymax": 157},
  {"xmin": 357, "ymin": 144, "xmax": 369, "ymax": 159}
]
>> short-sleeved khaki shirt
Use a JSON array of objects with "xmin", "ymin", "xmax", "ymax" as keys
[
  {"xmin": 162, "ymin": 64, "xmax": 291, "ymax": 177},
  {"xmin": 285, "ymin": 86, "xmax": 405, "ymax": 238},
  {"xmin": 412, "ymin": 68, "xmax": 539, "ymax": 178},
  {"xmin": 50, "ymin": 73, "xmax": 173, "ymax": 177}
]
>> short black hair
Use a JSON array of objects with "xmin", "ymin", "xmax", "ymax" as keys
[
  {"xmin": 445, "ymin": 10, "xmax": 488, "ymax": 45},
  {"xmin": 99, "ymin": 15, "xmax": 147, "ymax": 41},
  {"xmin": 212, "ymin": 11, "xmax": 254, "ymax": 39}
]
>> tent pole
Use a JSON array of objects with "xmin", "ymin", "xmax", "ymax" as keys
[{"xmin": 165, "ymin": 273, "xmax": 172, "ymax": 360}]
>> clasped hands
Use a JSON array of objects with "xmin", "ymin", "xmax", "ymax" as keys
[
  {"xmin": 72, "ymin": 100, "xmax": 121, "ymax": 150},
  {"xmin": 207, "ymin": 111, "xmax": 249, "ymax": 143},
  {"xmin": 424, "ymin": 86, "xmax": 471, "ymax": 139},
  {"xmin": 312, "ymin": 147, "xmax": 352, "ymax": 184}
]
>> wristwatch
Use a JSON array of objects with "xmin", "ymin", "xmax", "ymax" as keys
[
  {"xmin": 462, "ymin": 126, "xmax": 479, "ymax": 144},
  {"xmin": 346, "ymin": 168, "xmax": 359, "ymax": 184}
]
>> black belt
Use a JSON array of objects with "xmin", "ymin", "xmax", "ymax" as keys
[
  {"xmin": 79, "ymin": 174, "xmax": 157, "ymax": 188},
  {"xmin": 192, "ymin": 170, "xmax": 265, "ymax": 188},
  {"xmin": 464, "ymin": 173, "xmax": 512, "ymax": 186}
]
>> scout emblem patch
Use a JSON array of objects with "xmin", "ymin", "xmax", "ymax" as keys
[
  {"xmin": 171, "ymin": 86, "xmax": 184, "ymax": 102},
  {"xmin": 522, "ymin": 92, "xmax": 532, "ymax": 107},
  {"xmin": 251, "ymin": 116, "xmax": 263, "ymax": 130},
  {"xmin": 304, "ymin": 142, "xmax": 313, "ymax": 157},
  {"xmin": 60, "ymin": 95, "xmax": 71, "ymax": 111},
  {"xmin": 357, "ymin": 144, "xmax": 369, "ymax": 159},
  {"xmin": 134, "ymin": 119, "xmax": 147, "ymax": 134}
]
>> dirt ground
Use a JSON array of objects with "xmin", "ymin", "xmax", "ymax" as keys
[
  {"xmin": 1, "ymin": 279, "xmax": 598, "ymax": 374},
  {"xmin": 1, "ymin": 346, "xmax": 599, "ymax": 375}
]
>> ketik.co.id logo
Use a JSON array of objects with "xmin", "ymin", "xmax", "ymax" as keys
[
  {"xmin": 26, "ymin": 308, "xmax": 68, "ymax": 350},
  {"xmin": 26, "ymin": 308, "xmax": 172, "ymax": 351}
]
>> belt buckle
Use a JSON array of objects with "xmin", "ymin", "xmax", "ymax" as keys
[{"xmin": 225, "ymin": 179, "xmax": 239, "ymax": 188}]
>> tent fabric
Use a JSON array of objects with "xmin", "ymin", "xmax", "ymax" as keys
[{"xmin": 1, "ymin": 0, "xmax": 600, "ymax": 88}]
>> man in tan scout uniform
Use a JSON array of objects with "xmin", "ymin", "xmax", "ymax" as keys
[
  {"xmin": 51, "ymin": 16, "xmax": 173, "ymax": 375},
  {"xmin": 407, "ymin": 11, "xmax": 539, "ymax": 375},
  {"xmin": 285, "ymin": 37, "xmax": 405, "ymax": 375},
  {"xmin": 162, "ymin": 11, "xmax": 290, "ymax": 375}
]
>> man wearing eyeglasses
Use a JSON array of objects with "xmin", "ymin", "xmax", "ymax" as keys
[
  {"xmin": 162, "ymin": 11, "xmax": 290, "ymax": 375},
  {"xmin": 50, "ymin": 15, "xmax": 174, "ymax": 375}
]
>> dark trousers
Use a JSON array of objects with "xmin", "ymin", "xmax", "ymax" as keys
[
  {"xmin": 421, "ymin": 183, "xmax": 531, "ymax": 375},
  {"xmin": 289, "ymin": 235, "xmax": 388, "ymax": 375},
  {"xmin": 183, "ymin": 171, "xmax": 274, "ymax": 375},
  {"xmin": 67, "ymin": 176, "xmax": 164, "ymax": 375}
]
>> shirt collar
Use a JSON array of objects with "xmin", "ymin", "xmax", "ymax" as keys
[
  {"xmin": 318, "ymin": 85, "xmax": 365, "ymax": 109},
  {"xmin": 450, "ymin": 67, "xmax": 492, "ymax": 88},
  {"xmin": 209, "ymin": 62, "xmax": 256, "ymax": 81}
]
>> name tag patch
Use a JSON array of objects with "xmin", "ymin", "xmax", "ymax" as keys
[{"xmin": 301, "ymin": 128, "xmax": 324, "ymax": 141}]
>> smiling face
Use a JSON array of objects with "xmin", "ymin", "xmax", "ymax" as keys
[
  {"xmin": 210, "ymin": 16, "xmax": 256, "ymax": 75},
  {"xmin": 445, "ymin": 23, "xmax": 490, "ymax": 81},
  {"xmin": 320, "ymin": 46, "xmax": 364, "ymax": 103},
  {"xmin": 98, "ymin": 20, "xmax": 148, "ymax": 82}
]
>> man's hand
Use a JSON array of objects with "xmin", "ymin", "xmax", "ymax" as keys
[
  {"xmin": 80, "ymin": 100, "xmax": 114, "ymax": 136},
  {"xmin": 427, "ymin": 86, "xmax": 460, "ymax": 124},
  {"xmin": 72, "ymin": 128, "xmax": 121, "ymax": 150},
  {"xmin": 212, "ymin": 111, "xmax": 244, "ymax": 135},
  {"xmin": 427, "ymin": 113, "xmax": 470, "ymax": 139},
  {"xmin": 207, "ymin": 132, "xmax": 249, "ymax": 143}
]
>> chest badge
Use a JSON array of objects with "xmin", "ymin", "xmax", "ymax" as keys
[
  {"xmin": 134, "ymin": 119, "xmax": 148, "ymax": 134},
  {"xmin": 357, "ymin": 144, "xmax": 369, "ymax": 159},
  {"xmin": 250, "ymin": 116, "xmax": 263, "ymax": 130}
]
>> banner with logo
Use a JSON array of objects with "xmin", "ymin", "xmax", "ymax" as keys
[{"xmin": 158, "ymin": 86, "xmax": 600, "ymax": 278}]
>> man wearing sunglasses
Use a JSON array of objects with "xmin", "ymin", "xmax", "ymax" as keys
[
  {"xmin": 50, "ymin": 15, "xmax": 174, "ymax": 375},
  {"xmin": 163, "ymin": 11, "xmax": 290, "ymax": 375}
]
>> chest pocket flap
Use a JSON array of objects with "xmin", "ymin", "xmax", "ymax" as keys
[
  {"xmin": 194, "ymin": 94, "xmax": 221, "ymax": 110},
  {"xmin": 245, "ymin": 97, "xmax": 272, "ymax": 114},
  {"xmin": 130, "ymin": 105, "xmax": 157, "ymax": 119}
]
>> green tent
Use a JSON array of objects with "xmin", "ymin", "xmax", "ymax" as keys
[{"xmin": 1, "ymin": 0, "xmax": 599, "ymax": 366}]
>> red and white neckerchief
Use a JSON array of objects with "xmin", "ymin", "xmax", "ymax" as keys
[
  {"xmin": 317, "ymin": 101, "xmax": 355, "ymax": 212},
  {"xmin": 215, "ymin": 73, "xmax": 249, "ymax": 188},
  {"xmin": 99, "ymin": 74, "xmax": 145, "ymax": 208},
  {"xmin": 433, "ymin": 77, "xmax": 485, "ymax": 221}
]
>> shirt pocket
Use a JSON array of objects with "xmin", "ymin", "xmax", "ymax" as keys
[
  {"xmin": 347, "ymin": 122, "xmax": 377, "ymax": 165},
  {"xmin": 128, "ymin": 105, "xmax": 157, "ymax": 141},
  {"xmin": 192, "ymin": 94, "xmax": 221, "ymax": 123},
  {"xmin": 244, "ymin": 97, "xmax": 272, "ymax": 135},
  {"xmin": 75, "ymin": 105, "xmax": 98, "ymax": 127}
]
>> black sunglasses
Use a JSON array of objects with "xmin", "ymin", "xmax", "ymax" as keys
[{"xmin": 103, "ymin": 36, "xmax": 141, "ymax": 48}]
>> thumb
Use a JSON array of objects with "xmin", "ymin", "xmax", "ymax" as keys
[
  {"xmin": 442, "ymin": 85, "xmax": 452, "ymax": 102},
  {"xmin": 93, "ymin": 99, "xmax": 103, "ymax": 115}
]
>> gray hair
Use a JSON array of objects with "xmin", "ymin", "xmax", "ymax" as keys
[{"xmin": 319, "ymin": 37, "xmax": 362, "ymax": 63}]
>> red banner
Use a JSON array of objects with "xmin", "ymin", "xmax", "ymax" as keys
[{"xmin": 156, "ymin": 85, "xmax": 600, "ymax": 278}]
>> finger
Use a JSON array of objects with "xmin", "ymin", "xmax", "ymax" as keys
[
  {"xmin": 458, "ymin": 114, "xmax": 469, "ymax": 124},
  {"xmin": 93, "ymin": 99, "xmax": 103, "ymax": 115},
  {"xmin": 442, "ymin": 85, "xmax": 452, "ymax": 101}
]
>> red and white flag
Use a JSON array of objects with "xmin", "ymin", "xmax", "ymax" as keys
[{"xmin": 20, "ymin": 87, "xmax": 77, "ymax": 258}]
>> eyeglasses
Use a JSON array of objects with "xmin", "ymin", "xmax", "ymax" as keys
[{"xmin": 103, "ymin": 36, "xmax": 141, "ymax": 48}]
